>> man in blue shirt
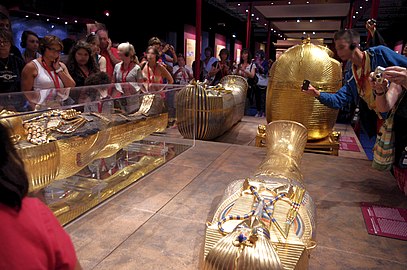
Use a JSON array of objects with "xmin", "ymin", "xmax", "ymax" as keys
[{"xmin": 302, "ymin": 29, "xmax": 407, "ymax": 111}]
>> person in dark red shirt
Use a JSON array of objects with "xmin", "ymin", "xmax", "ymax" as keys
[{"xmin": 0, "ymin": 123, "xmax": 82, "ymax": 270}]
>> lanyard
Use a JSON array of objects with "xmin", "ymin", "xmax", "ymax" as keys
[
  {"xmin": 352, "ymin": 52, "xmax": 366, "ymax": 92},
  {"xmin": 147, "ymin": 63, "xmax": 156, "ymax": 83},
  {"xmin": 121, "ymin": 62, "xmax": 133, "ymax": 82},
  {"xmin": 41, "ymin": 60, "xmax": 60, "ymax": 88}
]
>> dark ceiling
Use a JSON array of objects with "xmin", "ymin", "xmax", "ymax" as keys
[
  {"xmin": 212, "ymin": 0, "xmax": 407, "ymax": 47},
  {"xmin": 3, "ymin": 0, "xmax": 407, "ymax": 50}
]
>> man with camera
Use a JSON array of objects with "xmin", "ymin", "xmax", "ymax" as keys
[{"xmin": 302, "ymin": 29, "xmax": 407, "ymax": 114}]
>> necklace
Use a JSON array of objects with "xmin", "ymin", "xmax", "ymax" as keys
[{"xmin": 0, "ymin": 57, "xmax": 10, "ymax": 70}]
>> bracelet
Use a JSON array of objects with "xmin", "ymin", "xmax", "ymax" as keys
[{"xmin": 374, "ymin": 89, "xmax": 385, "ymax": 96}]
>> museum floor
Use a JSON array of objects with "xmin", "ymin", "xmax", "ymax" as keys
[{"xmin": 65, "ymin": 116, "xmax": 407, "ymax": 270}]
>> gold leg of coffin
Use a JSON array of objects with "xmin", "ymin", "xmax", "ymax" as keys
[
  {"xmin": 177, "ymin": 75, "xmax": 248, "ymax": 140},
  {"xmin": 202, "ymin": 121, "xmax": 316, "ymax": 270}
]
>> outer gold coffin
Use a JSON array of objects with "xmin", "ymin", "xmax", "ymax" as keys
[
  {"xmin": 177, "ymin": 75, "xmax": 248, "ymax": 140},
  {"xmin": 202, "ymin": 121, "xmax": 316, "ymax": 270},
  {"xmin": 266, "ymin": 40, "xmax": 342, "ymax": 139}
]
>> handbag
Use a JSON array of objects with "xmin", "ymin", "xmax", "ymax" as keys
[
  {"xmin": 372, "ymin": 91, "xmax": 405, "ymax": 171},
  {"xmin": 247, "ymin": 63, "xmax": 258, "ymax": 88}
]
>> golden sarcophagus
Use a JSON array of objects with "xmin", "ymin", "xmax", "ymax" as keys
[
  {"xmin": 177, "ymin": 75, "xmax": 248, "ymax": 140},
  {"xmin": 202, "ymin": 120, "xmax": 316, "ymax": 270},
  {"xmin": 266, "ymin": 38, "xmax": 342, "ymax": 140},
  {"xmin": 0, "ymin": 93, "xmax": 167, "ymax": 193}
]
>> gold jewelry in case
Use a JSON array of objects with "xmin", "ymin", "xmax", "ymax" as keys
[
  {"xmin": 202, "ymin": 121, "xmax": 316, "ymax": 270},
  {"xmin": 266, "ymin": 37, "xmax": 342, "ymax": 140},
  {"xmin": 176, "ymin": 75, "xmax": 248, "ymax": 140}
]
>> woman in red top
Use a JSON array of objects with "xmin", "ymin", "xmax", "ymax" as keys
[
  {"xmin": 0, "ymin": 123, "xmax": 82, "ymax": 270},
  {"xmin": 141, "ymin": 46, "xmax": 173, "ymax": 85}
]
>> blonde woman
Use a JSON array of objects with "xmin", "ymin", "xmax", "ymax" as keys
[{"xmin": 113, "ymin": 42, "xmax": 142, "ymax": 83}]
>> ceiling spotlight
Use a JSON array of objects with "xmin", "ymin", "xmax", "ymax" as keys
[
  {"xmin": 271, "ymin": 2, "xmax": 274, "ymax": 4},
  {"xmin": 104, "ymin": 10, "xmax": 110, "ymax": 16},
  {"xmin": 303, "ymin": 32, "xmax": 306, "ymax": 34},
  {"xmin": 232, "ymin": 34, "xmax": 236, "ymax": 38},
  {"xmin": 65, "ymin": 22, "xmax": 68, "ymax": 25},
  {"xmin": 297, "ymin": 19, "xmax": 300, "ymax": 22},
  {"xmin": 57, "ymin": 17, "xmax": 60, "ymax": 20},
  {"xmin": 312, "ymin": 31, "xmax": 315, "ymax": 34},
  {"xmin": 360, "ymin": 6, "xmax": 362, "ymax": 9},
  {"xmin": 288, "ymin": 1, "xmax": 291, "ymax": 4},
  {"xmin": 274, "ymin": 30, "xmax": 276, "ymax": 32},
  {"xmin": 306, "ymin": 1, "xmax": 309, "ymax": 3},
  {"xmin": 356, "ymin": 11, "xmax": 358, "ymax": 14},
  {"xmin": 25, "ymin": 15, "xmax": 29, "ymax": 18},
  {"xmin": 238, "ymin": 3, "xmax": 241, "ymax": 6},
  {"xmin": 36, "ymin": 13, "xmax": 39, "ymax": 16},
  {"xmin": 353, "ymin": 15, "xmax": 356, "ymax": 18},
  {"xmin": 74, "ymin": 20, "xmax": 78, "ymax": 23},
  {"xmin": 251, "ymin": 13, "xmax": 254, "ymax": 17},
  {"xmin": 46, "ymin": 18, "xmax": 49, "ymax": 21},
  {"xmin": 51, "ymin": 25, "xmax": 55, "ymax": 28},
  {"xmin": 271, "ymin": 28, "xmax": 274, "ymax": 30},
  {"xmin": 264, "ymin": 23, "xmax": 267, "ymax": 26},
  {"xmin": 256, "ymin": 17, "xmax": 259, "ymax": 20},
  {"xmin": 245, "ymin": 9, "xmax": 248, "ymax": 12},
  {"xmin": 309, "ymin": 19, "xmax": 313, "ymax": 22}
]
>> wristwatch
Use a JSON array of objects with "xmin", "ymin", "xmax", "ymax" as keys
[{"xmin": 55, "ymin": 67, "xmax": 64, "ymax": 74}]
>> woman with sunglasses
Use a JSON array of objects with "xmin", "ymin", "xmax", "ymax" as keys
[{"xmin": 21, "ymin": 35, "xmax": 75, "ymax": 109}]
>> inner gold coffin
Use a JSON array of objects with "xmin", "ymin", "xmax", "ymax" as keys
[
  {"xmin": 177, "ymin": 75, "xmax": 248, "ymax": 140},
  {"xmin": 1, "ymin": 95, "xmax": 168, "ymax": 193}
]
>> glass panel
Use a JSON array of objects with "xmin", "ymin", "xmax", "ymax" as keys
[{"xmin": 0, "ymin": 82, "xmax": 195, "ymax": 225}]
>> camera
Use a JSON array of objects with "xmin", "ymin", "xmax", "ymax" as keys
[
  {"xmin": 373, "ymin": 66, "xmax": 385, "ymax": 84},
  {"xmin": 302, "ymin": 79, "xmax": 310, "ymax": 90},
  {"xmin": 367, "ymin": 19, "xmax": 376, "ymax": 26}
]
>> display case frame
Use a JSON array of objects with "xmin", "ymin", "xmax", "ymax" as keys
[{"xmin": 0, "ymin": 82, "xmax": 196, "ymax": 225}]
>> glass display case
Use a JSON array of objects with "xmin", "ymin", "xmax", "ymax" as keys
[{"xmin": 0, "ymin": 82, "xmax": 195, "ymax": 225}]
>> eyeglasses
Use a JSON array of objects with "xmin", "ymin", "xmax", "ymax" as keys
[
  {"xmin": 46, "ymin": 47, "xmax": 62, "ymax": 53},
  {"xmin": 0, "ymin": 40, "xmax": 11, "ymax": 46}
]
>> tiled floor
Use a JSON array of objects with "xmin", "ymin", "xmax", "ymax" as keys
[
  {"xmin": 66, "ymin": 143, "xmax": 407, "ymax": 269},
  {"xmin": 65, "ymin": 121, "xmax": 406, "ymax": 270}
]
